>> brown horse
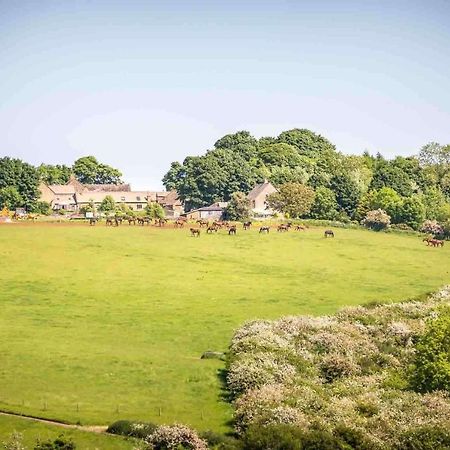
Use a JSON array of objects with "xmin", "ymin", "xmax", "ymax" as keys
[
  {"xmin": 127, "ymin": 217, "xmax": 137, "ymax": 225},
  {"xmin": 324, "ymin": 229, "xmax": 334, "ymax": 238},
  {"xmin": 259, "ymin": 226, "xmax": 270, "ymax": 233},
  {"xmin": 196, "ymin": 219, "xmax": 209, "ymax": 228},
  {"xmin": 295, "ymin": 225, "xmax": 306, "ymax": 231},
  {"xmin": 207, "ymin": 226, "xmax": 218, "ymax": 234},
  {"xmin": 228, "ymin": 225, "xmax": 237, "ymax": 235},
  {"xmin": 106, "ymin": 217, "xmax": 114, "ymax": 226},
  {"xmin": 175, "ymin": 219, "xmax": 185, "ymax": 228},
  {"xmin": 89, "ymin": 218, "xmax": 98, "ymax": 226},
  {"xmin": 277, "ymin": 224, "xmax": 289, "ymax": 232},
  {"xmin": 243, "ymin": 221, "xmax": 252, "ymax": 230},
  {"xmin": 190, "ymin": 228, "xmax": 201, "ymax": 237},
  {"xmin": 429, "ymin": 238, "xmax": 444, "ymax": 247}
]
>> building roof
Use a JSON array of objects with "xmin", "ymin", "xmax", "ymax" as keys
[
  {"xmin": 48, "ymin": 185, "xmax": 76, "ymax": 195},
  {"xmin": 83, "ymin": 183, "xmax": 131, "ymax": 192},
  {"xmin": 76, "ymin": 191, "xmax": 158, "ymax": 203},
  {"xmin": 247, "ymin": 180, "xmax": 277, "ymax": 201}
]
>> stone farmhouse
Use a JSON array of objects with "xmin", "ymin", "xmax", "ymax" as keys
[{"xmin": 39, "ymin": 176, "xmax": 184, "ymax": 217}]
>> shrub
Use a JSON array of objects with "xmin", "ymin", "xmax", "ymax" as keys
[
  {"xmin": 396, "ymin": 426, "xmax": 450, "ymax": 449},
  {"xmin": 410, "ymin": 311, "xmax": 450, "ymax": 393},
  {"xmin": 240, "ymin": 424, "xmax": 304, "ymax": 450},
  {"xmin": 199, "ymin": 431, "xmax": 239, "ymax": 449},
  {"xmin": 107, "ymin": 420, "xmax": 157, "ymax": 439},
  {"xmin": 145, "ymin": 424, "xmax": 208, "ymax": 450},
  {"xmin": 2, "ymin": 432, "xmax": 26, "ymax": 450},
  {"xmin": 34, "ymin": 435, "xmax": 75, "ymax": 450},
  {"xmin": 361, "ymin": 209, "xmax": 391, "ymax": 231},
  {"xmin": 421, "ymin": 220, "xmax": 444, "ymax": 237}
]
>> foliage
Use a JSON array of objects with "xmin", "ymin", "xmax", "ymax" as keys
[
  {"xmin": 410, "ymin": 311, "xmax": 450, "ymax": 393},
  {"xmin": 145, "ymin": 202, "xmax": 165, "ymax": 219},
  {"xmin": 362, "ymin": 209, "xmax": 391, "ymax": 231},
  {"xmin": 228, "ymin": 287, "xmax": 450, "ymax": 447},
  {"xmin": 0, "ymin": 187, "xmax": 23, "ymax": 210},
  {"xmin": 369, "ymin": 164, "xmax": 413, "ymax": 197},
  {"xmin": 224, "ymin": 192, "xmax": 251, "ymax": 221},
  {"xmin": 396, "ymin": 426, "xmax": 450, "ymax": 450},
  {"xmin": 330, "ymin": 174, "xmax": 360, "ymax": 218},
  {"xmin": 277, "ymin": 128, "xmax": 336, "ymax": 159},
  {"xmin": 34, "ymin": 435, "xmax": 75, "ymax": 450},
  {"xmin": 37, "ymin": 164, "xmax": 72, "ymax": 185},
  {"xmin": 266, "ymin": 183, "xmax": 315, "ymax": 218},
  {"xmin": 0, "ymin": 157, "xmax": 39, "ymax": 209},
  {"xmin": 2, "ymin": 432, "xmax": 26, "ymax": 450},
  {"xmin": 420, "ymin": 220, "xmax": 443, "ymax": 237},
  {"xmin": 309, "ymin": 187, "xmax": 339, "ymax": 220},
  {"xmin": 145, "ymin": 424, "xmax": 207, "ymax": 450},
  {"xmin": 99, "ymin": 195, "xmax": 116, "ymax": 213},
  {"xmin": 107, "ymin": 420, "xmax": 157, "ymax": 439},
  {"xmin": 30, "ymin": 201, "xmax": 52, "ymax": 215},
  {"xmin": 395, "ymin": 197, "xmax": 425, "ymax": 230},
  {"xmin": 72, "ymin": 156, "xmax": 122, "ymax": 185}
]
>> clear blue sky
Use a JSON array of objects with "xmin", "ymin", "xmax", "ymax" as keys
[{"xmin": 1, "ymin": 0, "xmax": 449, "ymax": 189}]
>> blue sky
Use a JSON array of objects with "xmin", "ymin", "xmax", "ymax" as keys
[{"xmin": 1, "ymin": 0, "xmax": 449, "ymax": 189}]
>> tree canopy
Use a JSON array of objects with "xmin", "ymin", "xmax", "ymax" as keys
[{"xmin": 72, "ymin": 156, "xmax": 122, "ymax": 185}]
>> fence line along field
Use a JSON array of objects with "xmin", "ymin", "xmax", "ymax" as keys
[{"xmin": 0, "ymin": 223, "xmax": 448, "ymax": 432}]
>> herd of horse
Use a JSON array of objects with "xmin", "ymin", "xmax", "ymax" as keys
[{"xmin": 8, "ymin": 214, "xmax": 445, "ymax": 247}]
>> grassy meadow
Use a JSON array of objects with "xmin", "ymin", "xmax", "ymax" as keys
[
  {"xmin": 0, "ymin": 415, "xmax": 135, "ymax": 449},
  {"xmin": 0, "ymin": 223, "xmax": 449, "ymax": 435}
]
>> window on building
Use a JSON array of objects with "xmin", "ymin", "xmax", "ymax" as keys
[
  {"xmin": 137, "ymin": 204, "xmax": 143, "ymax": 210},
  {"xmin": 121, "ymin": 196, "xmax": 126, "ymax": 201},
  {"xmin": 136, "ymin": 196, "xmax": 141, "ymax": 201}
]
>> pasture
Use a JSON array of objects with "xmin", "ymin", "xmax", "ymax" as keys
[{"xmin": 0, "ymin": 223, "xmax": 449, "ymax": 435}]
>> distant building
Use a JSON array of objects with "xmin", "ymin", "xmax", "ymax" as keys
[
  {"xmin": 247, "ymin": 179, "xmax": 277, "ymax": 216},
  {"xmin": 38, "ymin": 176, "xmax": 184, "ymax": 217},
  {"xmin": 183, "ymin": 202, "xmax": 228, "ymax": 220}
]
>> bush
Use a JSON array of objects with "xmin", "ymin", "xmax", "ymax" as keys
[
  {"xmin": 199, "ymin": 431, "xmax": 239, "ymax": 449},
  {"xmin": 421, "ymin": 220, "xmax": 444, "ymax": 237},
  {"xmin": 34, "ymin": 435, "xmax": 75, "ymax": 450},
  {"xmin": 106, "ymin": 419, "xmax": 157, "ymax": 439},
  {"xmin": 410, "ymin": 311, "xmax": 450, "ymax": 393},
  {"xmin": 361, "ymin": 209, "xmax": 391, "ymax": 231},
  {"xmin": 241, "ymin": 424, "xmax": 304, "ymax": 450},
  {"xmin": 396, "ymin": 426, "xmax": 450, "ymax": 449},
  {"xmin": 145, "ymin": 424, "xmax": 208, "ymax": 449}
]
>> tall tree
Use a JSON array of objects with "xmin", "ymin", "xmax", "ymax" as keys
[
  {"xmin": 0, "ymin": 157, "xmax": 39, "ymax": 209},
  {"xmin": 266, "ymin": 183, "xmax": 315, "ymax": 218},
  {"xmin": 0, "ymin": 186, "xmax": 23, "ymax": 209},
  {"xmin": 73, "ymin": 156, "xmax": 122, "ymax": 184},
  {"xmin": 37, "ymin": 164, "xmax": 72, "ymax": 184},
  {"xmin": 277, "ymin": 128, "xmax": 336, "ymax": 159},
  {"xmin": 224, "ymin": 192, "xmax": 251, "ymax": 221},
  {"xmin": 330, "ymin": 173, "xmax": 361, "ymax": 218}
]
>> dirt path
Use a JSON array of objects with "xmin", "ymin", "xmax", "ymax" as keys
[{"xmin": 0, "ymin": 410, "xmax": 107, "ymax": 434}]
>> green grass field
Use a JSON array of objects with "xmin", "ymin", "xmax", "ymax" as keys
[
  {"xmin": 0, "ymin": 223, "xmax": 449, "ymax": 438},
  {"xmin": 0, "ymin": 415, "xmax": 135, "ymax": 449}
]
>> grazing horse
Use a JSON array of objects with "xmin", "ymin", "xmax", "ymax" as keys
[
  {"xmin": 207, "ymin": 226, "xmax": 218, "ymax": 234},
  {"xmin": 259, "ymin": 226, "xmax": 270, "ymax": 233},
  {"xmin": 277, "ymin": 224, "xmax": 289, "ymax": 232},
  {"xmin": 243, "ymin": 221, "xmax": 252, "ymax": 230},
  {"xmin": 138, "ymin": 217, "xmax": 151, "ymax": 226},
  {"xmin": 106, "ymin": 217, "xmax": 114, "ymax": 226},
  {"xmin": 295, "ymin": 225, "xmax": 306, "ymax": 231},
  {"xmin": 212, "ymin": 221, "xmax": 223, "ymax": 229},
  {"xmin": 428, "ymin": 238, "xmax": 444, "ymax": 247},
  {"xmin": 127, "ymin": 217, "xmax": 137, "ymax": 225},
  {"xmin": 190, "ymin": 228, "xmax": 201, "ymax": 237},
  {"xmin": 89, "ymin": 218, "xmax": 98, "ymax": 226},
  {"xmin": 324, "ymin": 229, "xmax": 334, "ymax": 238},
  {"xmin": 228, "ymin": 225, "xmax": 237, "ymax": 235},
  {"xmin": 175, "ymin": 219, "xmax": 185, "ymax": 228},
  {"xmin": 115, "ymin": 217, "xmax": 123, "ymax": 226},
  {"xmin": 196, "ymin": 219, "xmax": 209, "ymax": 228}
]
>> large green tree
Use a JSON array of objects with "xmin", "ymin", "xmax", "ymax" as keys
[
  {"xmin": 0, "ymin": 186, "xmax": 23, "ymax": 209},
  {"xmin": 37, "ymin": 164, "xmax": 72, "ymax": 184},
  {"xmin": 0, "ymin": 157, "xmax": 39, "ymax": 209},
  {"xmin": 72, "ymin": 156, "xmax": 122, "ymax": 184},
  {"xmin": 224, "ymin": 191, "xmax": 251, "ymax": 220},
  {"xmin": 309, "ymin": 186, "xmax": 339, "ymax": 220},
  {"xmin": 330, "ymin": 173, "xmax": 361, "ymax": 218},
  {"xmin": 266, "ymin": 183, "xmax": 315, "ymax": 218}
]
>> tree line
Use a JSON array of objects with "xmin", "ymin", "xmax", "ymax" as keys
[
  {"xmin": 163, "ymin": 129, "xmax": 450, "ymax": 230},
  {"xmin": 0, "ymin": 156, "xmax": 122, "ymax": 212}
]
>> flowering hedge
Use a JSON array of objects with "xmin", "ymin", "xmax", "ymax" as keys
[{"xmin": 227, "ymin": 287, "xmax": 450, "ymax": 447}]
